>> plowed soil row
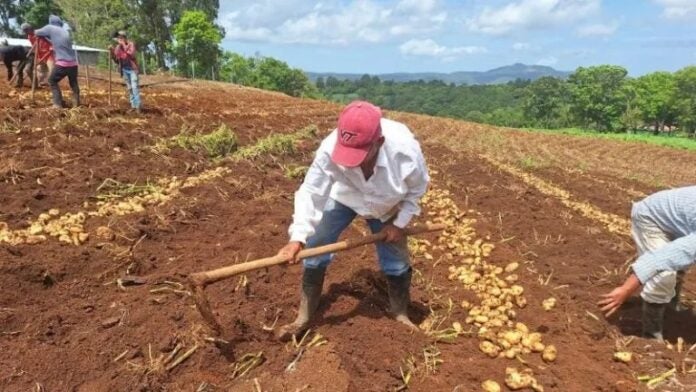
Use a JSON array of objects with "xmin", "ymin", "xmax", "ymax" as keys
[{"xmin": 2, "ymin": 75, "xmax": 694, "ymax": 391}]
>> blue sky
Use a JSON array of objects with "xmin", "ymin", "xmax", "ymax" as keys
[{"xmin": 218, "ymin": 0, "xmax": 696, "ymax": 76}]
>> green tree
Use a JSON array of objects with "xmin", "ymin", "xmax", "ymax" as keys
[
  {"xmin": 633, "ymin": 72, "xmax": 677, "ymax": 132},
  {"xmin": 1, "ymin": 0, "xmax": 30, "ymax": 36},
  {"xmin": 218, "ymin": 51, "xmax": 318, "ymax": 98},
  {"xmin": 618, "ymin": 79, "xmax": 643, "ymax": 131},
  {"xmin": 125, "ymin": 0, "xmax": 220, "ymax": 70},
  {"xmin": 568, "ymin": 65, "xmax": 628, "ymax": 131},
  {"xmin": 465, "ymin": 110, "xmax": 486, "ymax": 123},
  {"xmin": 219, "ymin": 51, "xmax": 254, "ymax": 84},
  {"xmin": 252, "ymin": 56, "xmax": 317, "ymax": 97},
  {"xmin": 171, "ymin": 10, "xmax": 222, "ymax": 79},
  {"xmin": 56, "ymin": 0, "xmax": 130, "ymax": 48},
  {"xmin": 325, "ymin": 76, "xmax": 340, "ymax": 88},
  {"xmin": 523, "ymin": 76, "xmax": 570, "ymax": 128},
  {"xmin": 22, "ymin": 0, "xmax": 62, "ymax": 29},
  {"xmin": 673, "ymin": 66, "xmax": 696, "ymax": 135}
]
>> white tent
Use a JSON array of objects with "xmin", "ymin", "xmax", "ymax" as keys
[{"xmin": 2, "ymin": 38, "xmax": 105, "ymax": 66}]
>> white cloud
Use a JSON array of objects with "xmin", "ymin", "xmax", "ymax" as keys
[
  {"xmin": 396, "ymin": 0, "xmax": 438, "ymax": 13},
  {"xmin": 513, "ymin": 42, "xmax": 532, "ymax": 51},
  {"xmin": 576, "ymin": 21, "xmax": 619, "ymax": 37},
  {"xmin": 400, "ymin": 39, "xmax": 487, "ymax": 59},
  {"xmin": 654, "ymin": 0, "xmax": 696, "ymax": 20},
  {"xmin": 467, "ymin": 0, "xmax": 601, "ymax": 35},
  {"xmin": 536, "ymin": 55, "xmax": 559, "ymax": 66},
  {"xmin": 221, "ymin": 0, "xmax": 447, "ymax": 45},
  {"xmin": 562, "ymin": 48, "xmax": 595, "ymax": 58}
]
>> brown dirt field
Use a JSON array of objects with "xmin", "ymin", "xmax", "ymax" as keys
[{"xmin": 1, "ymin": 71, "xmax": 695, "ymax": 391}]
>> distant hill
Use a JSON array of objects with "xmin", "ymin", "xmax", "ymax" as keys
[{"xmin": 306, "ymin": 63, "xmax": 571, "ymax": 85}]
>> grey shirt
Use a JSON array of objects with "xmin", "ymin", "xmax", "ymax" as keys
[
  {"xmin": 631, "ymin": 186, "xmax": 696, "ymax": 283},
  {"xmin": 35, "ymin": 24, "xmax": 76, "ymax": 63}
]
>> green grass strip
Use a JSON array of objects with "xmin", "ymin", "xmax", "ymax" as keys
[{"xmin": 520, "ymin": 127, "xmax": 696, "ymax": 151}]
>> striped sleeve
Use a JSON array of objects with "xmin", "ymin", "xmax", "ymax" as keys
[{"xmin": 631, "ymin": 233, "xmax": 696, "ymax": 284}]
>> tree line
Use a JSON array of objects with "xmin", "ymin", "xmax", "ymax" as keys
[
  {"xmin": 316, "ymin": 65, "xmax": 696, "ymax": 135},
  {"xmin": 4, "ymin": 2, "xmax": 692, "ymax": 128}
]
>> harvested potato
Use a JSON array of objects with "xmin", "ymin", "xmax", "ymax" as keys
[
  {"xmin": 95, "ymin": 226, "xmax": 115, "ymax": 241},
  {"xmin": 542, "ymin": 297, "xmax": 557, "ymax": 311},
  {"xmin": 515, "ymin": 296, "xmax": 527, "ymax": 308},
  {"xmin": 613, "ymin": 351, "xmax": 632, "ymax": 363},
  {"xmin": 505, "ymin": 262, "xmax": 519, "ymax": 273},
  {"xmin": 475, "ymin": 315, "xmax": 489, "ymax": 324},
  {"xmin": 515, "ymin": 322, "xmax": 529, "ymax": 334},
  {"xmin": 510, "ymin": 285, "xmax": 524, "ymax": 296},
  {"xmin": 505, "ymin": 274, "xmax": 519, "ymax": 283},
  {"xmin": 504, "ymin": 348, "xmax": 520, "ymax": 359},
  {"xmin": 522, "ymin": 333, "xmax": 543, "ymax": 350},
  {"xmin": 531, "ymin": 342, "xmax": 546, "ymax": 353},
  {"xmin": 480, "ymin": 341, "xmax": 500, "ymax": 358},
  {"xmin": 505, "ymin": 367, "xmax": 544, "ymax": 392},
  {"xmin": 501, "ymin": 330, "xmax": 523, "ymax": 345},
  {"xmin": 542, "ymin": 345, "xmax": 557, "ymax": 362},
  {"xmin": 482, "ymin": 380, "xmax": 501, "ymax": 392}
]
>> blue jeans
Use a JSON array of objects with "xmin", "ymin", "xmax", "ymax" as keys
[
  {"xmin": 303, "ymin": 199, "xmax": 410, "ymax": 276},
  {"xmin": 122, "ymin": 69, "xmax": 141, "ymax": 109}
]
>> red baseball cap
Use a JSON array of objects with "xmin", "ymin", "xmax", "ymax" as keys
[{"xmin": 332, "ymin": 101, "xmax": 382, "ymax": 167}]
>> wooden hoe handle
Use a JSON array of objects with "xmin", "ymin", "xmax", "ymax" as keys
[{"xmin": 189, "ymin": 222, "xmax": 446, "ymax": 287}]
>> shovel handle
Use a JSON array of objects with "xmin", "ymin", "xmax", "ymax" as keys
[{"xmin": 189, "ymin": 222, "xmax": 446, "ymax": 286}]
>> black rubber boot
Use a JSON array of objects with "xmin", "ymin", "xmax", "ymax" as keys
[
  {"xmin": 50, "ymin": 89, "xmax": 63, "ymax": 108},
  {"xmin": 386, "ymin": 268, "xmax": 418, "ymax": 331},
  {"xmin": 642, "ymin": 301, "xmax": 666, "ymax": 341},
  {"xmin": 276, "ymin": 266, "xmax": 326, "ymax": 341}
]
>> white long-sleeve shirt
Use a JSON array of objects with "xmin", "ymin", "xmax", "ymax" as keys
[{"xmin": 289, "ymin": 118, "xmax": 430, "ymax": 244}]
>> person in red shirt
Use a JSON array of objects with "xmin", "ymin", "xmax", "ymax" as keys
[
  {"xmin": 110, "ymin": 31, "xmax": 141, "ymax": 112},
  {"xmin": 21, "ymin": 23, "xmax": 54, "ymax": 87}
]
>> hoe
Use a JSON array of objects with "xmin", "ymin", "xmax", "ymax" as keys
[{"xmin": 188, "ymin": 222, "xmax": 446, "ymax": 335}]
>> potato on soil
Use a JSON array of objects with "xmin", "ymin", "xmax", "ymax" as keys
[
  {"xmin": 505, "ymin": 367, "xmax": 544, "ymax": 392},
  {"xmin": 613, "ymin": 351, "xmax": 632, "ymax": 363},
  {"xmin": 542, "ymin": 297, "xmax": 556, "ymax": 311},
  {"xmin": 480, "ymin": 341, "xmax": 500, "ymax": 358},
  {"xmin": 542, "ymin": 344, "xmax": 557, "ymax": 362},
  {"xmin": 504, "ymin": 262, "xmax": 519, "ymax": 273},
  {"xmin": 482, "ymin": 380, "xmax": 501, "ymax": 392}
]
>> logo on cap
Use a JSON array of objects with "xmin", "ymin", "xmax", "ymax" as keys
[{"xmin": 340, "ymin": 129, "xmax": 357, "ymax": 143}]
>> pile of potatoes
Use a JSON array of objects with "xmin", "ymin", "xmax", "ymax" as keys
[
  {"xmin": 93, "ymin": 191, "xmax": 170, "ymax": 217},
  {"xmin": 182, "ymin": 167, "xmax": 231, "ymax": 188},
  {"xmin": 478, "ymin": 322, "xmax": 556, "ymax": 363},
  {"xmin": 0, "ymin": 167, "xmax": 233, "ymax": 246},
  {"xmin": 0, "ymin": 222, "xmax": 43, "ymax": 245},
  {"xmin": 421, "ymin": 187, "xmax": 555, "ymax": 390},
  {"xmin": 35, "ymin": 209, "xmax": 89, "ymax": 245},
  {"xmin": 92, "ymin": 167, "xmax": 231, "ymax": 217},
  {"xmin": 0, "ymin": 209, "xmax": 88, "ymax": 246}
]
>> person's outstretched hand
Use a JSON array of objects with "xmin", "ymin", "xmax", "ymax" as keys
[{"xmin": 598, "ymin": 273, "xmax": 642, "ymax": 317}]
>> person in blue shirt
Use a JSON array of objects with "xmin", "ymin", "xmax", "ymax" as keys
[{"xmin": 599, "ymin": 186, "xmax": 696, "ymax": 340}]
